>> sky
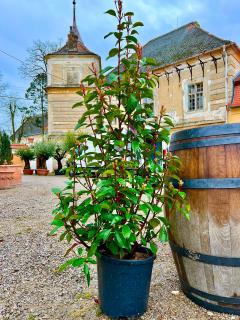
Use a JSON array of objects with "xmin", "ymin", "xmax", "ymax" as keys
[{"xmin": 0, "ymin": 0, "xmax": 240, "ymax": 131}]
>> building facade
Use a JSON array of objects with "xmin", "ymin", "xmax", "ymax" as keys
[
  {"xmin": 143, "ymin": 22, "xmax": 240, "ymax": 130},
  {"xmin": 46, "ymin": 6, "xmax": 240, "ymax": 136},
  {"xmin": 46, "ymin": 1, "xmax": 101, "ymax": 138}
]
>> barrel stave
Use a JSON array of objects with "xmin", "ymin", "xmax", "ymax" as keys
[{"xmin": 168, "ymin": 124, "xmax": 240, "ymax": 313}]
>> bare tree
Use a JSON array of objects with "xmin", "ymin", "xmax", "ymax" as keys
[
  {"xmin": 19, "ymin": 40, "xmax": 62, "ymax": 79},
  {"xmin": 16, "ymin": 106, "xmax": 35, "ymax": 143}
]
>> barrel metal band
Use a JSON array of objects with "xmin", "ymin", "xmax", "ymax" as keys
[
  {"xmin": 170, "ymin": 241, "xmax": 240, "ymax": 267},
  {"xmin": 180, "ymin": 280, "xmax": 240, "ymax": 315},
  {"xmin": 169, "ymin": 136, "xmax": 240, "ymax": 151},
  {"xmin": 180, "ymin": 178, "xmax": 240, "ymax": 189},
  {"xmin": 171, "ymin": 123, "xmax": 240, "ymax": 143}
]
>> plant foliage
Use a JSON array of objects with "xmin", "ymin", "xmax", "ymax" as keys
[
  {"xmin": 34, "ymin": 140, "xmax": 55, "ymax": 169},
  {"xmin": 53, "ymin": 132, "xmax": 78, "ymax": 171},
  {"xmin": 16, "ymin": 147, "xmax": 35, "ymax": 169},
  {"xmin": 51, "ymin": 0, "xmax": 189, "ymax": 285},
  {"xmin": 0, "ymin": 131, "xmax": 12, "ymax": 165}
]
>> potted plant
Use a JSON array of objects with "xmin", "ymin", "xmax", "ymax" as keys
[
  {"xmin": 0, "ymin": 131, "xmax": 22, "ymax": 189},
  {"xmin": 51, "ymin": 2, "xmax": 189, "ymax": 318},
  {"xmin": 34, "ymin": 140, "xmax": 55, "ymax": 176},
  {"xmin": 16, "ymin": 147, "xmax": 35, "ymax": 175},
  {"xmin": 53, "ymin": 132, "xmax": 77, "ymax": 175}
]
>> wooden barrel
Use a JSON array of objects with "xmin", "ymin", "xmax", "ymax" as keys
[{"xmin": 168, "ymin": 123, "xmax": 240, "ymax": 315}]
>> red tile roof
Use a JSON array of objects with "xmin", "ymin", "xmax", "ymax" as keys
[{"xmin": 229, "ymin": 75, "xmax": 240, "ymax": 107}]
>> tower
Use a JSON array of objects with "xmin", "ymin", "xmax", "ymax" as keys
[{"xmin": 46, "ymin": 0, "xmax": 101, "ymax": 137}]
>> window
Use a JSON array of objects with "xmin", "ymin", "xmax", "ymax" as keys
[
  {"xmin": 65, "ymin": 67, "xmax": 80, "ymax": 85},
  {"xmin": 67, "ymin": 71, "xmax": 79, "ymax": 85},
  {"xmin": 188, "ymin": 83, "xmax": 203, "ymax": 111}
]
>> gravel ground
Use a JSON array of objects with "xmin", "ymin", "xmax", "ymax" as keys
[{"xmin": 0, "ymin": 176, "xmax": 239, "ymax": 320}]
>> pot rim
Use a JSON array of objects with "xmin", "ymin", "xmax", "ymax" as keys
[
  {"xmin": 0, "ymin": 165, "xmax": 22, "ymax": 168},
  {"xmin": 98, "ymin": 247, "xmax": 156, "ymax": 265}
]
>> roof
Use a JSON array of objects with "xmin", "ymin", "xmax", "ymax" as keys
[
  {"xmin": 16, "ymin": 115, "xmax": 48, "ymax": 138},
  {"xmin": 229, "ymin": 75, "xmax": 240, "ymax": 107},
  {"xmin": 143, "ymin": 22, "xmax": 233, "ymax": 69},
  {"xmin": 50, "ymin": 1, "xmax": 98, "ymax": 57}
]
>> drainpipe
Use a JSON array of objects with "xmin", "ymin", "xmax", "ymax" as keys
[{"xmin": 223, "ymin": 45, "xmax": 228, "ymax": 123}]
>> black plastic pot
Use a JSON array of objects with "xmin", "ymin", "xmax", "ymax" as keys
[{"xmin": 97, "ymin": 248, "xmax": 155, "ymax": 319}]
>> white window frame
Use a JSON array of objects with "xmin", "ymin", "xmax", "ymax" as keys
[{"xmin": 187, "ymin": 82, "xmax": 204, "ymax": 112}]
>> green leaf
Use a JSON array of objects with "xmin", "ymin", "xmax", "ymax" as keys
[
  {"xmin": 125, "ymin": 11, "xmax": 134, "ymax": 16},
  {"xmin": 105, "ymin": 9, "xmax": 116, "ymax": 17},
  {"xmin": 100, "ymin": 201, "xmax": 111, "ymax": 211},
  {"xmin": 83, "ymin": 264, "xmax": 91, "ymax": 287},
  {"xmin": 140, "ymin": 203, "xmax": 149, "ymax": 215},
  {"xmin": 108, "ymin": 242, "xmax": 118, "ymax": 256},
  {"xmin": 127, "ymin": 94, "xmax": 138, "ymax": 113},
  {"xmin": 143, "ymin": 57, "xmax": 157, "ymax": 66},
  {"xmin": 51, "ymin": 219, "xmax": 64, "ymax": 227},
  {"xmin": 98, "ymin": 229, "xmax": 112, "ymax": 241},
  {"xmin": 108, "ymin": 73, "xmax": 118, "ymax": 83},
  {"xmin": 164, "ymin": 116, "xmax": 174, "ymax": 127},
  {"xmin": 132, "ymin": 140, "xmax": 140, "ymax": 153},
  {"xmin": 49, "ymin": 225, "xmax": 62, "ymax": 235},
  {"xmin": 126, "ymin": 35, "xmax": 138, "ymax": 44},
  {"xmin": 149, "ymin": 218, "xmax": 160, "ymax": 229},
  {"xmin": 133, "ymin": 21, "xmax": 144, "ymax": 28},
  {"xmin": 75, "ymin": 116, "xmax": 86, "ymax": 130},
  {"xmin": 125, "ymin": 192, "xmax": 138, "ymax": 204},
  {"xmin": 115, "ymin": 231, "xmax": 127, "ymax": 249},
  {"xmin": 104, "ymin": 32, "xmax": 114, "ymax": 39},
  {"xmin": 52, "ymin": 187, "xmax": 61, "ymax": 195},
  {"xmin": 122, "ymin": 225, "xmax": 131, "ymax": 239},
  {"xmin": 141, "ymin": 236, "xmax": 147, "ymax": 246},
  {"xmin": 58, "ymin": 257, "xmax": 77, "ymax": 272},
  {"xmin": 114, "ymin": 140, "xmax": 125, "ymax": 148},
  {"xmin": 150, "ymin": 242, "xmax": 157, "ymax": 255},
  {"xmin": 178, "ymin": 191, "xmax": 186, "ymax": 199},
  {"xmin": 101, "ymin": 66, "xmax": 114, "ymax": 74},
  {"xmin": 97, "ymin": 186, "xmax": 115, "ymax": 198},
  {"xmin": 88, "ymin": 242, "xmax": 98, "ymax": 257},
  {"xmin": 72, "ymin": 101, "xmax": 84, "ymax": 109},
  {"xmin": 159, "ymin": 226, "xmax": 169, "ymax": 243},
  {"xmin": 97, "ymin": 179, "xmax": 112, "ymax": 188},
  {"xmin": 72, "ymin": 258, "xmax": 85, "ymax": 267},
  {"xmin": 108, "ymin": 48, "xmax": 118, "ymax": 59}
]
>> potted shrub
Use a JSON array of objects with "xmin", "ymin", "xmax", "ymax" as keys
[
  {"xmin": 16, "ymin": 147, "xmax": 35, "ymax": 175},
  {"xmin": 0, "ymin": 131, "xmax": 22, "ymax": 189},
  {"xmin": 53, "ymin": 132, "xmax": 77, "ymax": 175},
  {"xmin": 34, "ymin": 140, "xmax": 55, "ymax": 176},
  {"xmin": 51, "ymin": 2, "xmax": 189, "ymax": 318}
]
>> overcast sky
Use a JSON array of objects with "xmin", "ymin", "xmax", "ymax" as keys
[{"xmin": 0, "ymin": 0, "xmax": 240, "ymax": 131}]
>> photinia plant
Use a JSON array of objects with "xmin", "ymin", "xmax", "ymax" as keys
[{"xmin": 51, "ymin": 0, "xmax": 189, "ymax": 285}]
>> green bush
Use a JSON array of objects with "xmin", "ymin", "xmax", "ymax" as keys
[
  {"xmin": 34, "ymin": 140, "xmax": 55, "ymax": 169},
  {"xmin": 63, "ymin": 131, "xmax": 77, "ymax": 152},
  {"xmin": 0, "ymin": 131, "xmax": 12, "ymax": 165},
  {"xmin": 16, "ymin": 148, "xmax": 35, "ymax": 169},
  {"xmin": 53, "ymin": 132, "xmax": 77, "ymax": 172},
  {"xmin": 51, "ymin": 0, "xmax": 190, "ymax": 286}
]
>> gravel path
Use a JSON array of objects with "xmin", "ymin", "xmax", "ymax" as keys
[{"xmin": 0, "ymin": 176, "xmax": 239, "ymax": 320}]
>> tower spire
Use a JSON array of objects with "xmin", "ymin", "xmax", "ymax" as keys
[
  {"xmin": 71, "ymin": 0, "xmax": 83, "ymax": 43},
  {"xmin": 73, "ymin": 0, "xmax": 76, "ymax": 28}
]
